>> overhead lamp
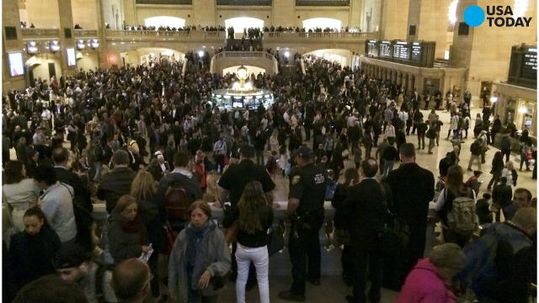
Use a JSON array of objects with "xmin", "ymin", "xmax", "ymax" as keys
[
  {"xmin": 49, "ymin": 40, "xmax": 60, "ymax": 53},
  {"xmin": 90, "ymin": 39, "xmax": 99, "ymax": 49},
  {"xmin": 27, "ymin": 41, "xmax": 38, "ymax": 54},
  {"xmin": 198, "ymin": 50, "xmax": 205, "ymax": 58},
  {"xmin": 490, "ymin": 96, "xmax": 498, "ymax": 103},
  {"xmin": 77, "ymin": 39, "xmax": 86, "ymax": 50},
  {"xmin": 284, "ymin": 51, "xmax": 290, "ymax": 58}
]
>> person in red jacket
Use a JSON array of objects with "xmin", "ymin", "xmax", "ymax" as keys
[
  {"xmin": 193, "ymin": 149, "xmax": 207, "ymax": 192},
  {"xmin": 397, "ymin": 243, "xmax": 465, "ymax": 303}
]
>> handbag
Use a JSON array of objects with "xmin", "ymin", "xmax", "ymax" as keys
[{"xmin": 164, "ymin": 222, "xmax": 178, "ymax": 255}]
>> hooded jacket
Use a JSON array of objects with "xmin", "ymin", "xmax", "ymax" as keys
[{"xmin": 397, "ymin": 258, "xmax": 457, "ymax": 303}]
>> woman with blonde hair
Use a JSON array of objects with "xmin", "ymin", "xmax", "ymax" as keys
[
  {"xmin": 203, "ymin": 171, "xmax": 221, "ymax": 204},
  {"xmin": 130, "ymin": 170, "xmax": 165, "ymax": 300},
  {"xmin": 231, "ymin": 181, "xmax": 273, "ymax": 303}
]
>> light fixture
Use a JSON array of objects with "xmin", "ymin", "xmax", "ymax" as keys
[
  {"xmin": 27, "ymin": 41, "xmax": 38, "ymax": 54},
  {"xmin": 284, "ymin": 51, "xmax": 290, "ymax": 58},
  {"xmin": 237, "ymin": 65, "xmax": 248, "ymax": 80},
  {"xmin": 198, "ymin": 50, "xmax": 205, "ymax": 58},
  {"xmin": 77, "ymin": 39, "xmax": 86, "ymax": 50},
  {"xmin": 490, "ymin": 96, "xmax": 498, "ymax": 103},
  {"xmin": 90, "ymin": 39, "xmax": 99, "ymax": 49},
  {"xmin": 49, "ymin": 40, "xmax": 60, "ymax": 53}
]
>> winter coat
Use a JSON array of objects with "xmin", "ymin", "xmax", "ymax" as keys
[
  {"xmin": 168, "ymin": 221, "xmax": 231, "ymax": 302},
  {"xmin": 397, "ymin": 258, "xmax": 457, "ymax": 303}
]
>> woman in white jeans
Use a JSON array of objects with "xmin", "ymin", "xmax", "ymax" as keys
[{"xmin": 233, "ymin": 181, "xmax": 274, "ymax": 303}]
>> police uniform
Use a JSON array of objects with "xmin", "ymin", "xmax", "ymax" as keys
[{"xmin": 287, "ymin": 161, "xmax": 327, "ymax": 297}]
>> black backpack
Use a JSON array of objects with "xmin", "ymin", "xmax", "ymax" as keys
[{"xmin": 60, "ymin": 183, "xmax": 94, "ymax": 230}]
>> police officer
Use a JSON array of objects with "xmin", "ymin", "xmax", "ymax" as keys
[{"xmin": 279, "ymin": 145, "xmax": 327, "ymax": 302}]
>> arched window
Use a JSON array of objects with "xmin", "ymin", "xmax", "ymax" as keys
[
  {"xmin": 144, "ymin": 16, "xmax": 186, "ymax": 29},
  {"xmin": 224, "ymin": 17, "xmax": 264, "ymax": 34},
  {"xmin": 302, "ymin": 18, "xmax": 342, "ymax": 31}
]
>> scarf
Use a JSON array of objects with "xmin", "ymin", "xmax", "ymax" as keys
[
  {"xmin": 121, "ymin": 215, "xmax": 144, "ymax": 234},
  {"xmin": 185, "ymin": 221, "xmax": 212, "ymax": 290}
]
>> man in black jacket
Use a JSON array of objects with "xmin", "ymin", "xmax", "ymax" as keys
[
  {"xmin": 52, "ymin": 147, "xmax": 93, "ymax": 250},
  {"xmin": 386, "ymin": 143, "xmax": 435, "ymax": 285},
  {"xmin": 52, "ymin": 147, "xmax": 91, "ymax": 211},
  {"xmin": 97, "ymin": 150, "xmax": 136, "ymax": 213},
  {"xmin": 344, "ymin": 158, "xmax": 386, "ymax": 303}
]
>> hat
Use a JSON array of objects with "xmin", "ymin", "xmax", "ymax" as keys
[
  {"xmin": 292, "ymin": 145, "xmax": 314, "ymax": 158},
  {"xmin": 54, "ymin": 243, "xmax": 90, "ymax": 269}
]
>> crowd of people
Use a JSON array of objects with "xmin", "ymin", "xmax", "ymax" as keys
[
  {"xmin": 119, "ymin": 24, "xmax": 361, "ymax": 35},
  {"xmin": 2, "ymin": 50, "xmax": 536, "ymax": 303}
]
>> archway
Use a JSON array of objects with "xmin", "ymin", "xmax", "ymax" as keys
[
  {"xmin": 222, "ymin": 65, "xmax": 266, "ymax": 76},
  {"xmin": 144, "ymin": 16, "xmax": 186, "ymax": 29},
  {"xmin": 302, "ymin": 17, "xmax": 342, "ymax": 31},
  {"xmin": 224, "ymin": 17, "xmax": 264, "ymax": 37},
  {"xmin": 120, "ymin": 48, "xmax": 185, "ymax": 66},
  {"xmin": 304, "ymin": 49, "xmax": 352, "ymax": 66}
]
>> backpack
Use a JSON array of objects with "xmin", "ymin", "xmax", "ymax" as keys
[
  {"xmin": 457, "ymin": 222, "xmax": 534, "ymax": 300},
  {"xmin": 447, "ymin": 189, "xmax": 477, "ymax": 236},
  {"xmin": 60, "ymin": 183, "xmax": 94, "ymax": 230},
  {"xmin": 164, "ymin": 179, "xmax": 190, "ymax": 222},
  {"xmin": 471, "ymin": 141, "xmax": 481, "ymax": 155}
]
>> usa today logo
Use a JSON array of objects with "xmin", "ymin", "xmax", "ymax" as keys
[{"xmin": 464, "ymin": 5, "xmax": 532, "ymax": 27}]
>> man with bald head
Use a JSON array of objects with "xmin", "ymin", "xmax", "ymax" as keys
[
  {"xmin": 112, "ymin": 258, "xmax": 151, "ymax": 303},
  {"xmin": 343, "ymin": 158, "xmax": 387, "ymax": 303}
]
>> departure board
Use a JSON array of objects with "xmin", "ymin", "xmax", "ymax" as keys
[
  {"xmin": 521, "ymin": 47, "xmax": 537, "ymax": 79},
  {"xmin": 508, "ymin": 44, "xmax": 537, "ymax": 88},
  {"xmin": 411, "ymin": 43, "xmax": 422, "ymax": 63},
  {"xmin": 379, "ymin": 41, "xmax": 392, "ymax": 58},
  {"xmin": 363, "ymin": 40, "xmax": 435, "ymax": 67},
  {"xmin": 393, "ymin": 41, "xmax": 410, "ymax": 60},
  {"xmin": 366, "ymin": 40, "xmax": 378, "ymax": 57}
]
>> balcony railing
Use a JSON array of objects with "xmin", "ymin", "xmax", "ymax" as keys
[
  {"xmin": 263, "ymin": 31, "xmax": 377, "ymax": 41},
  {"xmin": 105, "ymin": 30, "xmax": 226, "ymax": 42},
  {"xmin": 296, "ymin": 0, "xmax": 349, "ymax": 6},
  {"xmin": 104, "ymin": 30, "xmax": 376, "ymax": 43},
  {"xmin": 74, "ymin": 29, "xmax": 98, "ymax": 38},
  {"xmin": 214, "ymin": 51, "xmax": 276, "ymax": 61},
  {"xmin": 21, "ymin": 28, "xmax": 61, "ymax": 39}
]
